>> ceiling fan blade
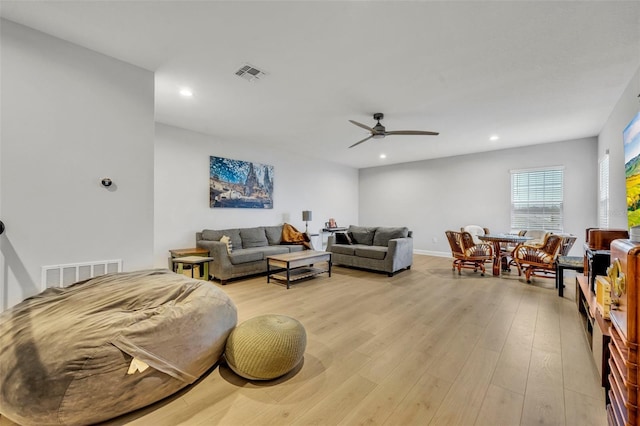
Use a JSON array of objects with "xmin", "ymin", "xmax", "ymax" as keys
[
  {"xmin": 385, "ymin": 130, "xmax": 440, "ymax": 136},
  {"xmin": 349, "ymin": 120, "xmax": 374, "ymax": 132},
  {"xmin": 349, "ymin": 135, "xmax": 373, "ymax": 148}
]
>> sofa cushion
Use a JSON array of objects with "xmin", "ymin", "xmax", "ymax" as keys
[
  {"xmin": 201, "ymin": 229, "xmax": 221, "ymax": 241},
  {"xmin": 331, "ymin": 245, "xmax": 356, "ymax": 255},
  {"xmin": 286, "ymin": 245, "xmax": 304, "ymax": 253},
  {"xmin": 348, "ymin": 225, "xmax": 376, "ymax": 246},
  {"xmin": 202, "ymin": 229, "xmax": 241, "ymax": 251},
  {"xmin": 335, "ymin": 232, "xmax": 353, "ymax": 245},
  {"xmin": 348, "ymin": 225, "xmax": 374, "ymax": 233},
  {"xmin": 241, "ymin": 227, "xmax": 268, "ymax": 248},
  {"xmin": 373, "ymin": 227, "xmax": 409, "ymax": 246},
  {"xmin": 229, "ymin": 248, "xmax": 264, "ymax": 265},
  {"xmin": 264, "ymin": 225, "xmax": 283, "ymax": 245},
  {"xmin": 354, "ymin": 246, "xmax": 388, "ymax": 260},
  {"xmin": 348, "ymin": 226, "xmax": 375, "ymax": 245},
  {"xmin": 260, "ymin": 246, "xmax": 290, "ymax": 256}
]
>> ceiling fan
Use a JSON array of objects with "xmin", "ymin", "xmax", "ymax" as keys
[{"xmin": 348, "ymin": 113, "xmax": 439, "ymax": 148}]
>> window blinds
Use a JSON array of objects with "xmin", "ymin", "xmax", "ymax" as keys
[
  {"xmin": 510, "ymin": 167, "xmax": 564, "ymax": 231},
  {"xmin": 599, "ymin": 155, "xmax": 609, "ymax": 228}
]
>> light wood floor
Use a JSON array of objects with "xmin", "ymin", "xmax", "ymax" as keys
[{"xmin": 1, "ymin": 255, "xmax": 607, "ymax": 425}]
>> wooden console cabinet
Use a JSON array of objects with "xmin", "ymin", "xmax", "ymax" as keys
[
  {"xmin": 608, "ymin": 239, "xmax": 640, "ymax": 426},
  {"xmin": 585, "ymin": 229, "xmax": 629, "ymax": 292},
  {"xmin": 576, "ymin": 274, "xmax": 611, "ymax": 387}
]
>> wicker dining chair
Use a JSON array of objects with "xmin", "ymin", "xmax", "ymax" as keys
[
  {"xmin": 461, "ymin": 225, "xmax": 490, "ymax": 244},
  {"xmin": 512, "ymin": 233, "xmax": 563, "ymax": 283},
  {"xmin": 504, "ymin": 230, "xmax": 528, "ymax": 269},
  {"xmin": 445, "ymin": 230, "xmax": 494, "ymax": 276}
]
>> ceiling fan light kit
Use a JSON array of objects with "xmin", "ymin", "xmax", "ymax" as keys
[{"xmin": 348, "ymin": 112, "xmax": 439, "ymax": 148}]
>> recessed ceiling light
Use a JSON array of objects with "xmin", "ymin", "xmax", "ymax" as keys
[
  {"xmin": 179, "ymin": 88, "xmax": 194, "ymax": 97},
  {"xmin": 489, "ymin": 135, "xmax": 499, "ymax": 141},
  {"xmin": 380, "ymin": 154, "xmax": 387, "ymax": 159}
]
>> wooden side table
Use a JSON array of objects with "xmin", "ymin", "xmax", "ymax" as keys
[
  {"xmin": 556, "ymin": 255, "xmax": 584, "ymax": 297},
  {"xmin": 169, "ymin": 247, "xmax": 209, "ymax": 258},
  {"xmin": 320, "ymin": 227, "xmax": 348, "ymax": 250},
  {"xmin": 169, "ymin": 248, "xmax": 211, "ymax": 280},
  {"xmin": 173, "ymin": 256, "xmax": 214, "ymax": 281}
]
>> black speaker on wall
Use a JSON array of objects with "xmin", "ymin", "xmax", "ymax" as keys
[{"xmin": 0, "ymin": 220, "xmax": 4, "ymax": 235}]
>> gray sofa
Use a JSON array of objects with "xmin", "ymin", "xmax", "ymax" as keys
[
  {"xmin": 196, "ymin": 225, "xmax": 308, "ymax": 284},
  {"xmin": 326, "ymin": 225, "xmax": 413, "ymax": 276}
]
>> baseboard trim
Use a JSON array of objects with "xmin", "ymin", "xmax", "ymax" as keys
[{"xmin": 414, "ymin": 250, "xmax": 450, "ymax": 258}]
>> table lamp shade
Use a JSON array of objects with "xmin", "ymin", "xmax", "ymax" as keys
[{"xmin": 302, "ymin": 211, "xmax": 312, "ymax": 222}]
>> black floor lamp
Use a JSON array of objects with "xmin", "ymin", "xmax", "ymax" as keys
[{"xmin": 302, "ymin": 210, "xmax": 312, "ymax": 233}]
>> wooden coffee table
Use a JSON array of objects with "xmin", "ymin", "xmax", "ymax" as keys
[{"xmin": 266, "ymin": 250, "xmax": 332, "ymax": 289}]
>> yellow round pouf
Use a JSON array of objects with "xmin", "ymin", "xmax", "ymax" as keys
[{"xmin": 224, "ymin": 314, "xmax": 307, "ymax": 380}]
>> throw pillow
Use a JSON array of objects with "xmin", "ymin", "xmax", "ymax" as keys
[
  {"xmin": 335, "ymin": 232, "xmax": 353, "ymax": 245},
  {"xmin": 220, "ymin": 235, "xmax": 233, "ymax": 254}
]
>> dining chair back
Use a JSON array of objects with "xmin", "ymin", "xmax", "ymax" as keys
[
  {"xmin": 461, "ymin": 225, "xmax": 490, "ymax": 244},
  {"xmin": 559, "ymin": 235, "xmax": 577, "ymax": 256}
]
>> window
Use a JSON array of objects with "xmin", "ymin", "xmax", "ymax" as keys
[
  {"xmin": 511, "ymin": 167, "xmax": 564, "ymax": 232},
  {"xmin": 599, "ymin": 155, "xmax": 609, "ymax": 228}
]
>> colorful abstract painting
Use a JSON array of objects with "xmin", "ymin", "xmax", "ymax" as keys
[
  {"xmin": 624, "ymin": 112, "xmax": 640, "ymax": 227},
  {"xmin": 209, "ymin": 156, "xmax": 274, "ymax": 209}
]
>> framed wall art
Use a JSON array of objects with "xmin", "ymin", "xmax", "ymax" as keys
[{"xmin": 209, "ymin": 156, "xmax": 274, "ymax": 209}]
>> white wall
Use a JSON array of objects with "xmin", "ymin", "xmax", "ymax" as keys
[
  {"xmin": 359, "ymin": 137, "xmax": 598, "ymax": 256},
  {"xmin": 0, "ymin": 20, "xmax": 155, "ymax": 310},
  {"xmin": 2, "ymin": 17, "xmax": 632, "ymax": 312},
  {"xmin": 153, "ymin": 123, "xmax": 359, "ymax": 267},
  {"xmin": 599, "ymin": 66, "xmax": 640, "ymax": 229},
  {"xmin": 0, "ymin": 20, "xmax": 358, "ymax": 310}
]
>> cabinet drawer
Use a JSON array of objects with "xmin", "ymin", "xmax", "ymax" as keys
[
  {"xmin": 610, "ymin": 343, "xmax": 632, "ymax": 389},
  {"xmin": 611, "ymin": 359, "xmax": 640, "ymax": 412},
  {"xmin": 611, "ymin": 326, "xmax": 638, "ymax": 386},
  {"xmin": 607, "ymin": 403, "xmax": 618, "ymax": 426},
  {"xmin": 609, "ymin": 387, "xmax": 629, "ymax": 426}
]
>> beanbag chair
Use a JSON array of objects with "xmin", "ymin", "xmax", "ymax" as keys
[{"xmin": 0, "ymin": 269, "xmax": 237, "ymax": 426}]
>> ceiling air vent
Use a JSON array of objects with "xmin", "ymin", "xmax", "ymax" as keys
[{"xmin": 235, "ymin": 64, "xmax": 267, "ymax": 82}]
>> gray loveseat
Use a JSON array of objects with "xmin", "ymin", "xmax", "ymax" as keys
[
  {"xmin": 326, "ymin": 225, "xmax": 413, "ymax": 276},
  {"xmin": 196, "ymin": 225, "xmax": 308, "ymax": 284}
]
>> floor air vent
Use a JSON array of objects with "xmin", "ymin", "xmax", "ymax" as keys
[{"xmin": 41, "ymin": 259, "xmax": 122, "ymax": 290}]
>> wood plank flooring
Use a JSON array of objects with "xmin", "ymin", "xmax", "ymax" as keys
[{"xmin": 0, "ymin": 255, "xmax": 607, "ymax": 425}]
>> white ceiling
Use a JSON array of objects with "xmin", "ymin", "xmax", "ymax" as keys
[{"xmin": 2, "ymin": 1, "xmax": 639, "ymax": 168}]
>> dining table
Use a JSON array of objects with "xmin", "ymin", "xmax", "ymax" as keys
[{"xmin": 478, "ymin": 233, "xmax": 533, "ymax": 276}]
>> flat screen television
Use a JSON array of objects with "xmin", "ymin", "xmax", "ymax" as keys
[{"xmin": 624, "ymin": 111, "xmax": 640, "ymax": 228}]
